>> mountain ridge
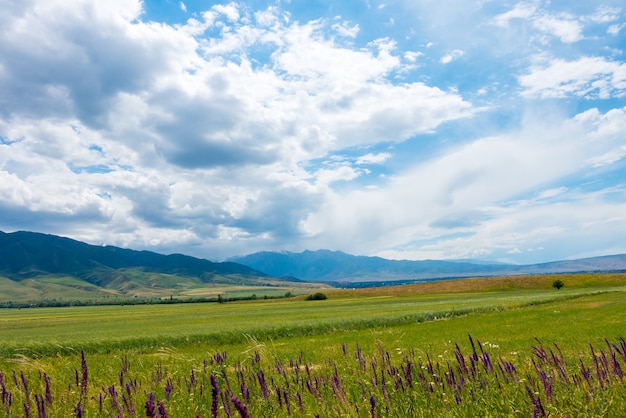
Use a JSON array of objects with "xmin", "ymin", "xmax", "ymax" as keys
[
  {"xmin": 2, "ymin": 230, "xmax": 625, "ymax": 292},
  {"xmin": 0, "ymin": 230, "xmax": 266, "ymax": 282},
  {"xmin": 230, "ymin": 250, "xmax": 626, "ymax": 282},
  {"xmin": 0, "ymin": 230, "xmax": 325, "ymax": 304}
]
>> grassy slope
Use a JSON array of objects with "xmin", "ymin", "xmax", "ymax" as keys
[{"xmin": 0, "ymin": 269, "xmax": 327, "ymax": 303}]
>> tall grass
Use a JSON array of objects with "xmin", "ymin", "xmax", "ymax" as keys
[{"xmin": 1, "ymin": 334, "xmax": 625, "ymax": 417}]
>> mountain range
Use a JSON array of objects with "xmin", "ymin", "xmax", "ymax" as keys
[
  {"xmin": 2, "ymin": 230, "xmax": 625, "ymax": 302},
  {"xmin": 230, "ymin": 249, "xmax": 626, "ymax": 284}
]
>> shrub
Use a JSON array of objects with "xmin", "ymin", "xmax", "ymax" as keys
[
  {"xmin": 552, "ymin": 279, "xmax": 564, "ymax": 290},
  {"xmin": 305, "ymin": 292, "xmax": 328, "ymax": 301}
]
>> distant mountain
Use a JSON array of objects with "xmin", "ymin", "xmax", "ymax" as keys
[
  {"xmin": 230, "ymin": 250, "xmax": 626, "ymax": 283},
  {"xmin": 515, "ymin": 254, "xmax": 626, "ymax": 275}
]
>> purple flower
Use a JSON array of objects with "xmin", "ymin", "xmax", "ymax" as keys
[
  {"xmin": 108, "ymin": 386, "xmax": 124, "ymax": 418},
  {"xmin": 210, "ymin": 374, "xmax": 220, "ymax": 418},
  {"xmin": 80, "ymin": 351, "xmax": 89, "ymax": 395},
  {"xmin": 369, "ymin": 395, "xmax": 377, "ymax": 418},
  {"xmin": 257, "ymin": 370, "xmax": 269, "ymax": 399},
  {"xmin": 164, "ymin": 378, "xmax": 174, "ymax": 401},
  {"xmin": 157, "ymin": 401, "xmax": 168, "ymax": 418},
  {"xmin": 231, "ymin": 395, "xmax": 250, "ymax": 418},
  {"xmin": 145, "ymin": 392, "xmax": 157, "ymax": 418},
  {"xmin": 35, "ymin": 394, "xmax": 46, "ymax": 418},
  {"xmin": 525, "ymin": 385, "xmax": 546, "ymax": 418}
]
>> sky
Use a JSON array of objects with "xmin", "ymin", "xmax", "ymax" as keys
[{"xmin": 1, "ymin": 0, "xmax": 626, "ymax": 264}]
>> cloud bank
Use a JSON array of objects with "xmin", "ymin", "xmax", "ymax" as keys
[{"xmin": 1, "ymin": 0, "xmax": 625, "ymax": 263}]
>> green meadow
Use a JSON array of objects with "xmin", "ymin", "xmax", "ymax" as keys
[{"xmin": 0, "ymin": 273, "xmax": 625, "ymax": 416}]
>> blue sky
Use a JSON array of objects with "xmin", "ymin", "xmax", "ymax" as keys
[{"xmin": 1, "ymin": 0, "xmax": 626, "ymax": 264}]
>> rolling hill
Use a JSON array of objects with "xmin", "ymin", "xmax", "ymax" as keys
[{"xmin": 0, "ymin": 231, "xmax": 312, "ymax": 304}]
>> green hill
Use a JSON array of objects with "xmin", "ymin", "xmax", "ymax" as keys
[{"xmin": 0, "ymin": 231, "xmax": 316, "ymax": 304}]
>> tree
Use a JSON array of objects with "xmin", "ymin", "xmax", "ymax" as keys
[
  {"xmin": 552, "ymin": 279, "xmax": 564, "ymax": 290},
  {"xmin": 305, "ymin": 292, "xmax": 328, "ymax": 301}
]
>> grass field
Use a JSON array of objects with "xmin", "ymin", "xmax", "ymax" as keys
[
  {"xmin": 0, "ymin": 273, "xmax": 625, "ymax": 416},
  {"xmin": 0, "ymin": 271, "xmax": 329, "ymax": 306}
]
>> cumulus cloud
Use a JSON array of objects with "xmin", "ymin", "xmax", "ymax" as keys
[
  {"xmin": 1, "ymin": 0, "xmax": 625, "ymax": 263},
  {"xmin": 0, "ymin": 0, "xmax": 476, "ymax": 259}
]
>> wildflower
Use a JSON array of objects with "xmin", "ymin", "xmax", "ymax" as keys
[
  {"xmin": 210, "ymin": 374, "xmax": 219, "ymax": 418},
  {"xmin": 20, "ymin": 371, "xmax": 30, "ymax": 402},
  {"xmin": 80, "ymin": 351, "xmax": 89, "ymax": 395},
  {"xmin": 35, "ymin": 394, "xmax": 46, "ymax": 418},
  {"xmin": 231, "ymin": 395, "xmax": 250, "ymax": 418},
  {"xmin": 145, "ymin": 392, "xmax": 156, "ymax": 418},
  {"xmin": 157, "ymin": 401, "xmax": 168, "ymax": 418},
  {"xmin": 164, "ymin": 378, "xmax": 174, "ymax": 401},
  {"xmin": 525, "ymin": 385, "xmax": 546, "ymax": 418},
  {"xmin": 108, "ymin": 386, "xmax": 124, "ymax": 418},
  {"xmin": 257, "ymin": 370, "xmax": 269, "ymax": 399},
  {"xmin": 369, "ymin": 395, "xmax": 377, "ymax": 418}
]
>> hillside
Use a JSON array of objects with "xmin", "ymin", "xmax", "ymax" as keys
[
  {"xmin": 0, "ymin": 231, "xmax": 313, "ymax": 303},
  {"xmin": 230, "ymin": 250, "xmax": 626, "ymax": 283},
  {"xmin": 0, "ymin": 231, "xmax": 263, "ymax": 280}
]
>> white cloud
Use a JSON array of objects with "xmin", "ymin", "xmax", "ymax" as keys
[
  {"xmin": 404, "ymin": 51, "xmax": 423, "ymax": 62},
  {"xmin": 492, "ymin": 3, "xmax": 537, "ymax": 27},
  {"xmin": 589, "ymin": 146, "xmax": 626, "ymax": 167},
  {"xmin": 314, "ymin": 166, "xmax": 360, "ymax": 186},
  {"xmin": 532, "ymin": 14, "xmax": 583, "ymax": 43},
  {"xmin": 608, "ymin": 23, "xmax": 625, "ymax": 36},
  {"xmin": 1, "ymin": 0, "xmax": 625, "ymax": 263},
  {"xmin": 519, "ymin": 56, "xmax": 626, "ymax": 99},
  {"xmin": 212, "ymin": 3, "xmax": 240, "ymax": 22},
  {"xmin": 356, "ymin": 153, "xmax": 392, "ymax": 165},
  {"xmin": 301, "ymin": 106, "xmax": 626, "ymax": 260},
  {"xmin": 493, "ymin": 3, "xmax": 585, "ymax": 44},
  {"xmin": 0, "ymin": 0, "xmax": 478, "ymax": 259},
  {"xmin": 440, "ymin": 49, "xmax": 464, "ymax": 64},
  {"xmin": 331, "ymin": 21, "xmax": 360, "ymax": 38},
  {"xmin": 179, "ymin": 2, "xmax": 187, "ymax": 13},
  {"xmin": 588, "ymin": 6, "xmax": 621, "ymax": 24}
]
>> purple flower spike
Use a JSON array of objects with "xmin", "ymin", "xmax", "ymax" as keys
[
  {"xmin": 157, "ymin": 401, "xmax": 168, "ymax": 418},
  {"xmin": 145, "ymin": 392, "xmax": 157, "ymax": 418},
  {"xmin": 231, "ymin": 395, "xmax": 250, "ymax": 418},
  {"xmin": 80, "ymin": 351, "xmax": 89, "ymax": 395},
  {"xmin": 210, "ymin": 374, "xmax": 220, "ymax": 418},
  {"xmin": 369, "ymin": 395, "xmax": 377, "ymax": 418}
]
